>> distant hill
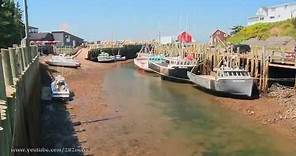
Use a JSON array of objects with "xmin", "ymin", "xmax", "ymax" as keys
[{"xmin": 227, "ymin": 19, "xmax": 296, "ymax": 44}]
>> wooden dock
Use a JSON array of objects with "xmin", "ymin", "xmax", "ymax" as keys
[{"xmin": 153, "ymin": 43, "xmax": 296, "ymax": 93}]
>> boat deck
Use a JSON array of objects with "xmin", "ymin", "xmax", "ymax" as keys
[{"xmin": 197, "ymin": 75, "xmax": 215, "ymax": 80}]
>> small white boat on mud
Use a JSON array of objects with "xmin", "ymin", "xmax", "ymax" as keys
[
  {"xmin": 148, "ymin": 57, "xmax": 198, "ymax": 82},
  {"xmin": 97, "ymin": 52, "xmax": 115, "ymax": 63},
  {"xmin": 51, "ymin": 75, "xmax": 70, "ymax": 100},
  {"xmin": 115, "ymin": 54, "xmax": 126, "ymax": 61},
  {"xmin": 115, "ymin": 50, "xmax": 126, "ymax": 61},
  {"xmin": 46, "ymin": 55, "xmax": 80, "ymax": 68},
  {"xmin": 187, "ymin": 66, "xmax": 254, "ymax": 97}
]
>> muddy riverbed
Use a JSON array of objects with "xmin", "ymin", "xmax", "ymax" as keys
[{"xmin": 40, "ymin": 48, "xmax": 296, "ymax": 156}]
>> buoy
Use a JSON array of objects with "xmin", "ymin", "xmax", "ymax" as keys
[{"xmin": 0, "ymin": 127, "xmax": 3, "ymax": 131}]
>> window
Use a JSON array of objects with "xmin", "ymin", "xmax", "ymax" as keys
[{"xmin": 270, "ymin": 16, "xmax": 275, "ymax": 19}]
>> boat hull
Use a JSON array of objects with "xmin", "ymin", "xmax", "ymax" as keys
[
  {"xmin": 188, "ymin": 72, "xmax": 253, "ymax": 97},
  {"xmin": 98, "ymin": 59, "xmax": 115, "ymax": 63},
  {"xmin": 134, "ymin": 58, "xmax": 154, "ymax": 72},
  {"xmin": 46, "ymin": 60, "xmax": 80, "ymax": 68},
  {"xmin": 149, "ymin": 61, "xmax": 193, "ymax": 82}
]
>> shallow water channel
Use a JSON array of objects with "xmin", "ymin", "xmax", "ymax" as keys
[{"xmin": 102, "ymin": 63, "xmax": 296, "ymax": 156}]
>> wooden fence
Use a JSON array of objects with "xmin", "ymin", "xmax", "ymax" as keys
[{"xmin": 0, "ymin": 46, "xmax": 40, "ymax": 156}]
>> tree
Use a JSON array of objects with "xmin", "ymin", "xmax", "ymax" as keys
[
  {"xmin": 230, "ymin": 25, "xmax": 244, "ymax": 35},
  {"xmin": 0, "ymin": 0, "xmax": 24, "ymax": 48}
]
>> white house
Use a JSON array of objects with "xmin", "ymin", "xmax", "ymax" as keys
[
  {"xmin": 248, "ymin": 2, "xmax": 296, "ymax": 25},
  {"xmin": 160, "ymin": 36, "xmax": 176, "ymax": 44}
]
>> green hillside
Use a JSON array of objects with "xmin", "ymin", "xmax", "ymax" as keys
[{"xmin": 227, "ymin": 19, "xmax": 296, "ymax": 44}]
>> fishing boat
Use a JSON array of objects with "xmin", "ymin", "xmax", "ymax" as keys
[
  {"xmin": 187, "ymin": 65, "xmax": 254, "ymax": 97},
  {"xmin": 148, "ymin": 57, "xmax": 198, "ymax": 82},
  {"xmin": 51, "ymin": 75, "xmax": 70, "ymax": 100},
  {"xmin": 46, "ymin": 55, "xmax": 81, "ymax": 68},
  {"xmin": 97, "ymin": 52, "xmax": 115, "ymax": 63},
  {"xmin": 134, "ymin": 45, "xmax": 155, "ymax": 71},
  {"xmin": 115, "ymin": 50, "xmax": 126, "ymax": 61},
  {"xmin": 115, "ymin": 54, "xmax": 126, "ymax": 61},
  {"xmin": 134, "ymin": 52, "xmax": 153, "ymax": 72}
]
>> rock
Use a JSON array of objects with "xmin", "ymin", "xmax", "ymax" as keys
[{"xmin": 279, "ymin": 115, "xmax": 283, "ymax": 120}]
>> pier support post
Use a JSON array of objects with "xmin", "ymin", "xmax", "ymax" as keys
[
  {"xmin": 1, "ymin": 49, "xmax": 13, "ymax": 86},
  {"xmin": 21, "ymin": 47, "xmax": 27, "ymax": 71},
  {"xmin": 8, "ymin": 48, "xmax": 18, "ymax": 84},
  {"xmin": 15, "ymin": 47, "xmax": 23, "ymax": 77},
  {"xmin": 0, "ymin": 53, "xmax": 6, "ymax": 100}
]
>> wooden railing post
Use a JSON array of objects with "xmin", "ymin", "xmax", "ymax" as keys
[
  {"xmin": 8, "ymin": 48, "xmax": 18, "ymax": 84},
  {"xmin": 1, "ymin": 49, "xmax": 13, "ymax": 86},
  {"xmin": 21, "ymin": 47, "xmax": 27, "ymax": 70},
  {"xmin": 15, "ymin": 47, "xmax": 23, "ymax": 76},
  {"xmin": 0, "ymin": 53, "xmax": 6, "ymax": 100}
]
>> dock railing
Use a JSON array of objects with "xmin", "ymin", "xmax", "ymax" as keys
[{"xmin": 0, "ymin": 46, "xmax": 40, "ymax": 156}]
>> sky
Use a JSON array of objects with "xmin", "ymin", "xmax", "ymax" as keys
[{"xmin": 17, "ymin": 0, "xmax": 296, "ymax": 42}]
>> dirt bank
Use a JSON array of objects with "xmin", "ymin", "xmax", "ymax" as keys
[{"xmin": 214, "ymin": 88, "xmax": 296, "ymax": 139}]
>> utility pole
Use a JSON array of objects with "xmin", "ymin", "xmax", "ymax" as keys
[{"xmin": 21, "ymin": 0, "xmax": 29, "ymax": 47}]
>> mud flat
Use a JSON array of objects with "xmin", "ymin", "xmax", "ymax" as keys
[
  {"xmin": 215, "ymin": 84, "xmax": 296, "ymax": 139},
  {"xmin": 39, "ymin": 48, "xmax": 296, "ymax": 156}
]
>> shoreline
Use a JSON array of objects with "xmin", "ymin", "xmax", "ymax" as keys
[
  {"xmin": 41, "ymin": 48, "xmax": 296, "ymax": 155},
  {"xmin": 214, "ymin": 93, "xmax": 296, "ymax": 139}
]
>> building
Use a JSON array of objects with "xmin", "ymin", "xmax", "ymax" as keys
[
  {"xmin": 29, "ymin": 26, "xmax": 39, "ymax": 34},
  {"xmin": 248, "ymin": 2, "xmax": 296, "ymax": 25},
  {"xmin": 160, "ymin": 36, "xmax": 176, "ymax": 44},
  {"xmin": 209, "ymin": 29, "xmax": 230, "ymax": 46},
  {"xmin": 52, "ymin": 31, "xmax": 84, "ymax": 47},
  {"xmin": 177, "ymin": 32, "xmax": 193, "ymax": 43},
  {"xmin": 29, "ymin": 33, "xmax": 54, "ymax": 42}
]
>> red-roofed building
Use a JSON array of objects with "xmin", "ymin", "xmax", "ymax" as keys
[
  {"xmin": 209, "ymin": 29, "xmax": 230, "ymax": 46},
  {"xmin": 177, "ymin": 32, "xmax": 192, "ymax": 43}
]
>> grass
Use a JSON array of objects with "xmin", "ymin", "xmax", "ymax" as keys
[{"xmin": 227, "ymin": 19, "xmax": 296, "ymax": 44}]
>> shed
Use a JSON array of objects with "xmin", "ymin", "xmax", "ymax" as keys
[{"xmin": 177, "ymin": 32, "xmax": 192, "ymax": 43}]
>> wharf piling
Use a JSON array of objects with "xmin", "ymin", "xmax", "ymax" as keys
[{"xmin": 152, "ymin": 43, "xmax": 296, "ymax": 93}]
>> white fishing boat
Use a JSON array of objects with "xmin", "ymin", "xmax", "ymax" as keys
[
  {"xmin": 97, "ymin": 52, "xmax": 115, "ymax": 63},
  {"xmin": 187, "ymin": 66, "xmax": 254, "ymax": 97},
  {"xmin": 52, "ymin": 54, "xmax": 73, "ymax": 60},
  {"xmin": 51, "ymin": 75, "xmax": 70, "ymax": 100},
  {"xmin": 115, "ymin": 54, "xmax": 126, "ymax": 61},
  {"xmin": 134, "ymin": 46, "xmax": 154, "ymax": 72},
  {"xmin": 134, "ymin": 53, "xmax": 154, "ymax": 72},
  {"xmin": 46, "ymin": 55, "xmax": 81, "ymax": 68},
  {"xmin": 148, "ymin": 57, "xmax": 198, "ymax": 82},
  {"xmin": 115, "ymin": 50, "xmax": 126, "ymax": 61}
]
